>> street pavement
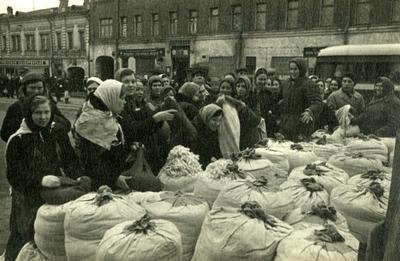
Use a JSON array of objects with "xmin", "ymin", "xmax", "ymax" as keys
[{"xmin": 0, "ymin": 97, "xmax": 83, "ymax": 254}]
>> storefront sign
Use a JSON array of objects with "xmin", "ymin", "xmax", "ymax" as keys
[
  {"xmin": 119, "ymin": 48, "xmax": 165, "ymax": 57},
  {"xmin": 303, "ymin": 47, "xmax": 327, "ymax": 57},
  {"xmin": 0, "ymin": 59, "xmax": 49, "ymax": 67},
  {"xmin": 171, "ymin": 46, "xmax": 190, "ymax": 58}
]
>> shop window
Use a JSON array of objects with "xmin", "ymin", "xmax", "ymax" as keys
[
  {"xmin": 56, "ymin": 32, "xmax": 62, "ymax": 50},
  {"xmin": 40, "ymin": 33, "xmax": 50, "ymax": 50},
  {"xmin": 152, "ymin": 13, "xmax": 159, "ymax": 36},
  {"xmin": 99, "ymin": 18, "xmax": 113, "ymax": 38},
  {"xmin": 210, "ymin": 8, "xmax": 219, "ymax": 33},
  {"xmin": 320, "ymin": 0, "xmax": 334, "ymax": 26},
  {"xmin": 392, "ymin": 0, "xmax": 400, "ymax": 22},
  {"xmin": 26, "ymin": 34, "xmax": 35, "ymax": 51},
  {"xmin": 120, "ymin": 16, "xmax": 127, "ymax": 37},
  {"xmin": 189, "ymin": 10, "xmax": 198, "ymax": 34},
  {"xmin": 170, "ymin": 12, "xmax": 178, "ymax": 35},
  {"xmin": 79, "ymin": 31, "xmax": 86, "ymax": 50},
  {"xmin": 232, "ymin": 5, "xmax": 242, "ymax": 31},
  {"xmin": 67, "ymin": 32, "xmax": 73, "ymax": 50},
  {"xmin": 134, "ymin": 15, "xmax": 143, "ymax": 36},
  {"xmin": 256, "ymin": 3, "xmax": 267, "ymax": 30},
  {"xmin": 287, "ymin": 0, "xmax": 299, "ymax": 29},
  {"xmin": 11, "ymin": 35, "xmax": 21, "ymax": 52},
  {"xmin": 355, "ymin": 0, "xmax": 370, "ymax": 24}
]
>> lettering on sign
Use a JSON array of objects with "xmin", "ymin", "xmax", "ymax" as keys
[
  {"xmin": 0, "ymin": 59, "xmax": 49, "ymax": 67},
  {"xmin": 119, "ymin": 48, "xmax": 165, "ymax": 57}
]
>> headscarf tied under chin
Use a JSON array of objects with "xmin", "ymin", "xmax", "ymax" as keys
[
  {"xmin": 289, "ymin": 58, "xmax": 308, "ymax": 78},
  {"xmin": 93, "ymin": 79, "xmax": 123, "ymax": 115},
  {"xmin": 199, "ymin": 104, "xmax": 223, "ymax": 124}
]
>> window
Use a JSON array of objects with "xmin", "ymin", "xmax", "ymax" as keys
[
  {"xmin": 40, "ymin": 33, "xmax": 50, "ymax": 51},
  {"xmin": 120, "ymin": 17, "xmax": 127, "ymax": 37},
  {"xmin": 320, "ymin": 0, "xmax": 334, "ymax": 26},
  {"xmin": 355, "ymin": 0, "xmax": 370, "ymax": 24},
  {"xmin": 99, "ymin": 18, "xmax": 113, "ymax": 38},
  {"xmin": 189, "ymin": 10, "xmax": 198, "ymax": 34},
  {"xmin": 56, "ymin": 32, "xmax": 62, "ymax": 50},
  {"xmin": 2, "ymin": 35, "xmax": 7, "ymax": 51},
  {"xmin": 11, "ymin": 35, "xmax": 21, "ymax": 51},
  {"xmin": 232, "ymin": 5, "xmax": 242, "ymax": 31},
  {"xmin": 246, "ymin": 57, "xmax": 257, "ymax": 74},
  {"xmin": 392, "ymin": 0, "xmax": 400, "ymax": 22},
  {"xmin": 287, "ymin": 0, "xmax": 299, "ymax": 29},
  {"xmin": 134, "ymin": 15, "xmax": 142, "ymax": 36},
  {"xmin": 170, "ymin": 12, "xmax": 178, "ymax": 35},
  {"xmin": 67, "ymin": 32, "xmax": 73, "ymax": 49},
  {"xmin": 152, "ymin": 13, "xmax": 159, "ymax": 36},
  {"xmin": 256, "ymin": 3, "xmax": 267, "ymax": 30},
  {"xmin": 79, "ymin": 31, "xmax": 86, "ymax": 50},
  {"xmin": 210, "ymin": 8, "xmax": 219, "ymax": 33},
  {"xmin": 26, "ymin": 34, "xmax": 35, "ymax": 51}
]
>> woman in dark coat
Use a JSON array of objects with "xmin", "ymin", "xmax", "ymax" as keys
[
  {"xmin": 190, "ymin": 104, "xmax": 223, "ymax": 167},
  {"xmin": 74, "ymin": 79, "xmax": 132, "ymax": 190},
  {"xmin": 280, "ymin": 58, "xmax": 323, "ymax": 141},
  {"xmin": 5, "ymin": 95, "xmax": 80, "ymax": 261}
]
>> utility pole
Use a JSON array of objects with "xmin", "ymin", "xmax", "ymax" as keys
[{"xmin": 115, "ymin": 0, "xmax": 120, "ymax": 70}]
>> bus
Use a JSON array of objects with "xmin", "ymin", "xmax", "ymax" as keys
[{"xmin": 315, "ymin": 44, "xmax": 400, "ymax": 102}]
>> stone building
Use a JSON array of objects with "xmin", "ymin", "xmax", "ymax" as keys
[
  {"xmin": 0, "ymin": 1, "xmax": 89, "ymax": 82},
  {"xmin": 90, "ymin": 0, "xmax": 400, "ymax": 82}
]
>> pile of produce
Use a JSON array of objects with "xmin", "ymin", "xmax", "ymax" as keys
[
  {"xmin": 143, "ymin": 191, "xmax": 209, "ymax": 261},
  {"xmin": 192, "ymin": 201, "xmax": 293, "ymax": 261},
  {"xmin": 288, "ymin": 161, "xmax": 349, "ymax": 193},
  {"xmin": 96, "ymin": 215, "xmax": 183, "ymax": 261},
  {"xmin": 158, "ymin": 145, "xmax": 202, "ymax": 192},
  {"xmin": 213, "ymin": 177, "xmax": 294, "ymax": 219}
]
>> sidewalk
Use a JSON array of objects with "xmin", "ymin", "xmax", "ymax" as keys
[{"xmin": 0, "ymin": 96, "xmax": 85, "ymax": 110}]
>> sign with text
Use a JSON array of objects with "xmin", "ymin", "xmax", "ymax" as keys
[
  {"xmin": 119, "ymin": 48, "xmax": 165, "ymax": 57},
  {"xmin": 0, "ymin": 59, "xmax": 49, "ymax": 67}
]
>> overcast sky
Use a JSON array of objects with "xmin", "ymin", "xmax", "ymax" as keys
[{"xmin": 0, "ymin": 0, "xmax": 84, "ymax": 13}]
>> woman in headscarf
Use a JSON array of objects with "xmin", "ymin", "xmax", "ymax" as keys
[
  {"xmin": 5, "ymin": 95, "xmax": 81, "ymax": 261},
  {"xmin": 190, "ymin": 104, "xmax": 223, "ymax": 167},
  {"xmin": 74, "ymin": 79, "xmax": 132, "ymax": 190},
  {"xmin": 280, "ymin": 58, "xmax": 323, "ymax": 141}
]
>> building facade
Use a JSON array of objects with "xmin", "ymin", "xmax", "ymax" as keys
[
  {"xmin": 0, "ymin": 3, "xmax": 89, "ymax": 82},
  {"xmin": 90, "ymin": 0, "xmax": 400, "ymax": 81}
]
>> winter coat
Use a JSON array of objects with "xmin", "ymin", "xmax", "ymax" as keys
[
  {"xmin": 191, "ymin": 115, "xmax": 222, "ymax": 168},
  {"xmin": 327, "ymin": 89, "xmax": 365, "ymax": 115},
  {"xmin": 238, "ymin": 105, "xmax": 261, "ymax": 150},
  {"xmin": 280, "ymin": 77, "xmax": 322, "ymax": 140},
  {"xmin": 1, "ymin": 100, "xmax": 71, "ymax": 142},
  {"xmin": 258, "ymin": 90, "xmax": 282, "ymax": 136},
  {"xmin": 354, "ymin": 94, "xmax": 400, "ymax": 137}
]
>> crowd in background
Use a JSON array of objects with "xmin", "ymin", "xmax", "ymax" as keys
[{"xmin": 2, "ymin": 57, "xmax": 400, "ymax": 260}]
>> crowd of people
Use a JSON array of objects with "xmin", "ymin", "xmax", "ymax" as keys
[{"xmin": 2, "ymin": 58, "xmax": 400, "ymax": 260}]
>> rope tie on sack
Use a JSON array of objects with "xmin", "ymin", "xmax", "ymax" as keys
[
  {"xmin": 291, "ymin": 143, "xmax": 304, "ymax": 151},
  {"xmin": 240, "ymin": 201, "xmax": 277, "ymax": 228},
  {"xmin": 361, "ymin": 170, "xmax": 387, "ymax": 181},
  {"xmin": 93, "ymin": 185, "xmax": 115, "ymax": 206},
  {"xmin": 300, "ymin": 178, "xmax": 324, "ymax": 193},
  {"xmin": 356, "ymin": 133, "xmax": 381, "ymax": 141},
  {"xmin": 314, "ymin": 224, "xmax": 345, "ymax": 243},
  {"xmin": 342, "ymin": 152, "xmax": 365, "ymax": 160},
  {"xmin": 125, "ymin": 214, "xmax": 155, "ymax": 235},
  {"xmin": 316, "ymin": 135, "xmax": 328, "ymax": 145},
  {"xmin": 255, "ymin": 138, "xmax": 269, "ymax": 148},
  {"xmin": 160, "ymin": 191, "xmax": 205, "ymax": 207},
  {"xmin": 303, "ymin": 162, "xmax": 330, "ymax": 176},
  {"xmin": 309, "ymin": 203, "xmax": 338, "ymax": 222},
  {"xmin": 368, "ymin": 182, "xmax": 385, "ymax": 199},
  {"xmin": 222, "ymin": 162, "xmax": 247, "ymax": 180}
]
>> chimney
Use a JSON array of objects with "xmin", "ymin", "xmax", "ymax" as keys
[
  {"xmin": 59, "ymin": 0, "xmax": 69, "ymax": 12},
  {"xmin": 7, "ymin": 6, "xmax": 13, "ymax": 16}
]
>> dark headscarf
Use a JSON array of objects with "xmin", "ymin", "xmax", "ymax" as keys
[
  {"xmin": 255, "ymin": 67, "xmax": 268, "ymax": 80},
  {"xmin": 376, "ymin": 76, "xmax": 395, "ymax": 96},
  {"xmin": 178, "ymin": 82, "xmax": 200, "ymax": 100},
  {"xmin": 21, "ymin": 72, "xmax": 47, "ymax": 96},
  {"xmin": 23, "ymin": 94, "xmax": 55, "ymax": 132},
  {"xmin": 289, "ymin": 58, "xmax": 308, "ymax": 78},
  {"xmin": 236, "ymin": 76, "xmax": 252, "ymax": 98}
]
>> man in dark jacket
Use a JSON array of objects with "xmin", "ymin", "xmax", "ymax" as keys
[
  {"xmin": 352, "ymin": 77, "xmax": 400, "ymax": 137},
  {"xmin": 280, "ymin": 58, "xmax": 323, "ymax": 141},
  {"xmin": 1, "ymin": 72, "xmax": 71, "ymax": 142}
]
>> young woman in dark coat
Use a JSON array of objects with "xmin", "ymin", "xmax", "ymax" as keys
[
  {"xmin": 5, "ymin": 95, "xmax": 80, "ymax": 261},
  {"xmin": 1, "ymin": 72, "xmax": 71, "ymax": 142},
  {"xmin": 280, "ymin": 58, "xmax": 323, "ymax": 141}
]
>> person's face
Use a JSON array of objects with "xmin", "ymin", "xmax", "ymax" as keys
[
  {"xmin": 26, "ymin": 81, "xmax": 45, "ymax": 97},
  {"xmin": 193, "ymin": 74, "xmax": 205, "ymax": 84},
  {"xmin": 165, "ymin": 90, "xmax": 175, "ymax": 99},
  {"xmin": 115, "ymin": 87, "xmax": 127, "ymax": 113},
  {"xmin": 87, "ymin": 82, "xmax": 100, "ymax": 95},
  {"xmin": 161, "ymin": 77, "xmax": 170, "ymax": 87},
  {"xmin": 342, "ymin": 77, "xmax": 354, "ymax": 93},
  {"xmin": 208, "ymin": 115, "xmax": 223, "ymax": 131},
  {"xmin": 133, "ymin": 82, "xmax": 145, "ymax": 101},
  {"xmin": 219, "ymin": 82, "xmax": 233, "ymax": 96},
  {"xmin": 374, "ymin": 82, "xmax": 384, "ymax": 97},
  {"xmin": 192, "ymin": 90, "xmax": 201, "ymax": 103},
  {"xmin": 271, "ymin": 80, "xmax": 280, "ymax": 93},
  {"xmin": 151, "ymin": 81, "xmax": 163, "ymax": 96},
  {"xmin": 31, "ymin": 102, "xmax": 51, "ymax": 128},
  {"xmin": 329, "ymin": 80, "xmax": 339, "ymax": 91},
  {"xmin": 316, "ymin": 81, "xmax": 325, "ymax": 93},
  {"xmin": 121, "ymin": 74, "xmax": 135, "ymax": 96},
  {"xmin": 236, "ymin": 81, "xmax": 247, "ymax": 98},
  {"xmin": 289, "ymin": 62, "xmax": 300, "ymax": 80},
  {"xmin": 256, "ymin": 74, "xmax": 268, "ymax": 89}
]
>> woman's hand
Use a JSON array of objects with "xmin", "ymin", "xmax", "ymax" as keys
[
  {"xmin": 41, "ymin": 175, "xmax": 61, "ymax": 188},
  {"xmin": 152, "ymin": 109, "xmax": 178, "ymax": 123},
  {"xmin": 116, "ymin": 175, "xmax": 132, "ymax": 190},
  {"xmin": 301, "ymin": 110, "xmax": 313, "ymax": 124}
]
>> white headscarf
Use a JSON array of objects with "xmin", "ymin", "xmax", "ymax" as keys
[{"xmin": 93, "ymin": 79, "xmax": 123, "ymax": 114}]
